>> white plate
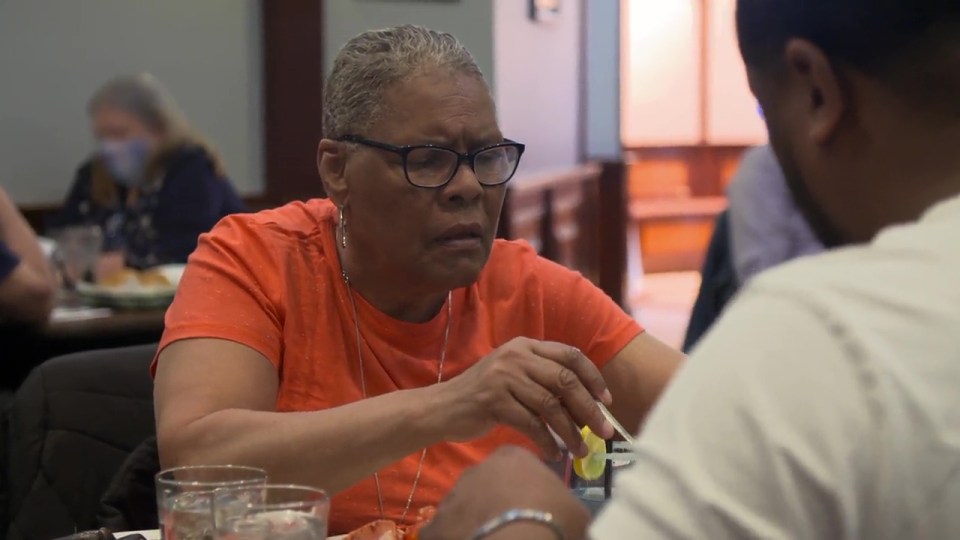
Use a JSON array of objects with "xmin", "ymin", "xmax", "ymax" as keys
[
  {"xmin": 116, "ymin": 530, "xmax": 345, "ymax": 540},
  {"xmin": 75, "ymin": 264, "xmax": 185, "ymax": 309},
  {"xmin": 119, "ymin": 531, "xmax": 160, "ymax": 540}
]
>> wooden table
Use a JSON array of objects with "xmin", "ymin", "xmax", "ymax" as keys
[
  {"xmin": 1, "ymin": 296, "xmax": 167, "ymax": 389},
  {"xmin": 43, "ymin": 306, "xmax": 166, "ymax": 340}
]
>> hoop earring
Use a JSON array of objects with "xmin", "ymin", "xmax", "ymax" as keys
[{"xmin": 338, "ymin": 205, "xmax": 347, "ymax": 249}]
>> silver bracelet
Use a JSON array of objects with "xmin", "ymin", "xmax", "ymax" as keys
[{"xmin": 470, "ymin": 508, "xmax": 565, "ymax": 540}]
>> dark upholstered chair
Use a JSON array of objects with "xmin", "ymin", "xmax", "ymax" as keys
[{"xmin": 4, "ymin": 344, "xmax": 157, "ymax": 540}]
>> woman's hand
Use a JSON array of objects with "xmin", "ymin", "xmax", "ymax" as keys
[{"xmin": 432, "ymin": 337, "xmax": 615, "ymax": 458}]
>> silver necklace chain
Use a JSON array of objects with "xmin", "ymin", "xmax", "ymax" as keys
[{"xmin": 342, "ymin": 269, "xmax": 452, "ymax": 523}]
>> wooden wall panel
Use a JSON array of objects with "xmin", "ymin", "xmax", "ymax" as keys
[
  {"xmin": 501, "ymin": 0, "xmax": 762, "ymax": 282},
  {"xmin": 261, "ymin": 0, "xmax": 327, "ymax": 204},
  {"xmin": 630, "ymin": 197, "xmax": 726, "ymax": 273},
  {"xmin": 597, "ymin": 161, "xmax": 627, "ymax": 305},
  {"xmin": 638, "ymin": 221, "xmax": 715, "ymax": 273},
  {"xmin": 627, "ymin": 156, "xmax": 691, "ymax": 200},
  {"xmin": 499, "ymin": 188, "xmax": 546, "ymax": 253},
  {"xmin": 497, "ymin": 163, "xmax": 623, "ymax": 304},
  {"xmin": 550, "ymin": 183, "xmax": 585, "ymax": 273},
  {"xmin": 625, "ymin": 145, "xmax": 747, "ymax": 198},
  {"xmin": 624, "ymin": 145, "xmax": 745, "ymax": 272}
]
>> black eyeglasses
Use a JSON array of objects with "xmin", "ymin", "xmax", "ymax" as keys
[{"xmin": 338, "ymin": 135, "xmax": 525, "ymax": 189}]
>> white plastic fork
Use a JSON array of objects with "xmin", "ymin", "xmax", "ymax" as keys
[
  {"xmin": 596, "ymin": 401, "xmax": 636, "ymax": 446},
  {"xmin": 545, "ymin": 401, "xmax": 638, "ymax": 452}
]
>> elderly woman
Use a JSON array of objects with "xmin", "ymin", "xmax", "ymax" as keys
[
  {"xmin": 49, "ymin": 73, "xmax": 246, "ymax": 270},
  {"xmin": 154, "ymin": 25, "xmax": 683, "ymax": 534}
]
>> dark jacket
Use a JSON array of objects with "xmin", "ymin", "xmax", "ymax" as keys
[
  {"xmin": 682, "ymin": 210, "xmax": 740, "ymax": 353},
  {"xmin": 97, "ymin": 436, "xmax": 159, "ymax": 533},
  {"xmin": 4, "ymin": 345, "xmax": 157, "ymax": 540},
  {"xmin": 49, "ymin": 145, "xmax": 247, "ymax": 269}
]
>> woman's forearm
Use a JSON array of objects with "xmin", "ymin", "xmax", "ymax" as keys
[
  {"xmin": 0, "ymin": 189, "xmax": 53, "ymax": 280},
  {"xmin": 160, "ymin": 384, "xmax": 451, "ymax": 494}
]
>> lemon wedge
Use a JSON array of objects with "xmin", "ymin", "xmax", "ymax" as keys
[{"xmin": 572, "ymin": 426, "xmax": 607, "ymax": 480}]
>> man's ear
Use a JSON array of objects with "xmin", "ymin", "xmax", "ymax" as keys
[
  {"xmin": 318, "ymin": 139, "xmax": 350, "ymax": 206},
  {"xmin": 784, "ymin": 38, "xmax": 845, "ymax": 145}
]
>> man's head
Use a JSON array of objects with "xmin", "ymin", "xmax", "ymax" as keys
[{"xmin": 737, "ymin": 0, "xmax": 960, "ymax": 246}]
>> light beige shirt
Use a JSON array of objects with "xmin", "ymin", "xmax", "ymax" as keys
[{"xmin": 593, "ymin": 194, "xmax": 960, "ymax": 539}]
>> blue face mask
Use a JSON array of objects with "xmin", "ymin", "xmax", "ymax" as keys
[{"xmin": 99, "ymin": 138, "xmax": 151, "ymax": 187}]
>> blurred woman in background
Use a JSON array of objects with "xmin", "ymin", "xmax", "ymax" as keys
[{"xmin": 50, "ymin": 73, "xmax": 247, "ymax": 270}]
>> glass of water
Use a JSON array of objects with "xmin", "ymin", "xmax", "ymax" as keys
[
  {"xmin": 156, "ymin": 465, "xmax": 268, "ymax": 540},
  {"xmin": 212, "ymin": 484, "xmax": 329, "ymax": 540},
  {"xmin": 51, "ymin": 224, "xmax": 103, "ymax": 287}
]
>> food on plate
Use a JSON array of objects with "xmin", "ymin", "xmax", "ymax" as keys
[
  {"xmin": 344, "ymin": 520, "xmax": 401, "ymax": 540},
  {"xmin": 137, "ymin": 268, "xmax": 173, "ymax": 287},
  {"xmin": 97, "ymin": 267, "xmax": 173, "ymax": 289},
  {"xmin": 96, "ymin": 268, "xmax": 137, "ymax": 287},
  {"xmin": 345, "ymin": 506, "xmax": 436, "ymax": 539}
]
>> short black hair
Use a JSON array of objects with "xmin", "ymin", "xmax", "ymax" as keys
[{"xmin": 737, "ymin": 0, "xmax": 960, "ymax": 113}]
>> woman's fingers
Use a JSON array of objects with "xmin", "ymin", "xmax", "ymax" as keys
[
  {"xmin": 451, "ymin": 338, "xmax": 615, "ymax": 455},
  {"xmin": 528, "ymin": 342, "xmax": 614, "ymax": 440},
  {"xmin": 510, "ymin": 383, "xmax": 587, "ymax": 457},
  {"xmin": 495, "ymin": 399, "xmax": 563, "ymax": 460},
  {"xmin": 531, "ymin": 341, "xmax": 612, "ymax": 405}
]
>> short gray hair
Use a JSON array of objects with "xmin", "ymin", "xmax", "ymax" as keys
[{"xmin": 323, "ymin": 24, "xmax": 487, "ymax": 139}]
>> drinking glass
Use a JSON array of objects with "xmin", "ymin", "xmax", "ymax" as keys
[
  {"xmin": 156, "ymin": 465, "xmax": 268, "ymax": 540},
  {"xmin": 213, "ymin": 484, "xmax": 329, "ymax": 540},
  {"xmin": 51, "ymin": 225, "xmax": 103, "ymax": 286}
]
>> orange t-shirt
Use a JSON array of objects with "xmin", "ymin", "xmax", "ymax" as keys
[{"xmin": 156, "ymin": 198, "xmax": 642, "ymax": 534}]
